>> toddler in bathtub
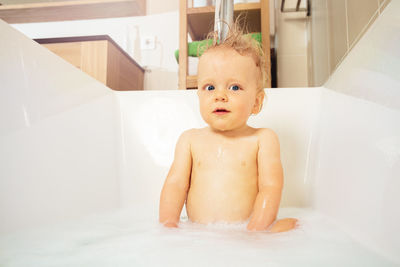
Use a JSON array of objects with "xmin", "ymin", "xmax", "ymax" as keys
[{"xmin": 159, "ymin": 25, "xmax": 297, "ymax": 232}]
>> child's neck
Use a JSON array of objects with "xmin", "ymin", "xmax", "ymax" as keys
[{"xmin": 209, "ymin": 124, "xmax": 253, "ymax": 138}]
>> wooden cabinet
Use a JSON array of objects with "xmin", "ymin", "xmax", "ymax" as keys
[
  {"xmin": 0, "ymin": 0, "xmax": 146, "ymax": 24},
  {"xmin": 179, "ymin": 0, "xmax": 271, "ymax": 89},
  {"xmin": 35, "ymin": 35, "xmax": 144, "ymax": 91}
]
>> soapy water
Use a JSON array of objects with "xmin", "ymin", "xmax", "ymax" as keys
[{"xmin": 0, "ymin": 208, "xmax": 397, "ymax": 267}]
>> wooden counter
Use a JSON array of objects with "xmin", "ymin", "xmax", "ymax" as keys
[{"xmin": 35, "ymin": 35, "xmax": 144, "ymax": 91}]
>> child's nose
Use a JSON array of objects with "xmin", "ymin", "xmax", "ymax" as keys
[{"xmin": 214, "ymin": 88, "xmax": 228, "ymax": 102}]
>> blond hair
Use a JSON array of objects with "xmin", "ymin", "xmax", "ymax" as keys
[{"xmin": 198, "ymin": 19, "xmax": 268, "ymax": 90}]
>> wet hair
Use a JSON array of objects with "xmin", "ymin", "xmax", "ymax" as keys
[{"xmin": 198, "ymin": 18, "xmax": 269, "ymax": 90}]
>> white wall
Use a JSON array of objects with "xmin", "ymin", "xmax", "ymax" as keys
[
  {"xmin": 147, "ymin": 0, "xmax": 179, "ymax": 14},
  {"xmin": 275, "ymin": 0, "xmax": 310, "ymax": 87},
  {"xmin": 325, "ymin": 0, "xmax": 400, "ymax": 111},
  {"xmin": 12, "ymin": 11, "xmax": 180, "ymax": 90},
  {"xmin": 309, "ymin": 0, "xmax": 392, "ymax": 87}
]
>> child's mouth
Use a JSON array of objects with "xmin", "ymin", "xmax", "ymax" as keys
[{"xmin": 213, "ymin": 108, "xmax": 230, "ymax": 115}]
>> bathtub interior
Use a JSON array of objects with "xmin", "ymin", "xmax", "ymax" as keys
[
  {"xmin": 1, "ymin": 1, "xmax": 400, "ymax": 265},
  {"xmin": 116, "ymin": 87, "xmax": 321, "ymax": 214}
]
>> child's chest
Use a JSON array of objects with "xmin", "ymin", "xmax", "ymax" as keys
[{"xmin": 191, "ymin": 136, "xmax": 259, "ymax": 170}]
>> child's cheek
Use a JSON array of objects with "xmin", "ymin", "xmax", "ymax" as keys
[{"xmin": 236, "ymin": 100, "xmax": 254, "ymax": 117}]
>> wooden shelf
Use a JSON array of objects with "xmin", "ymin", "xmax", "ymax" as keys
[
  {"xmin": 187, "ymin": 2, "xmax": 259, "ymax": 14},
  {"xmin": 186, "ymin": 75, "xmax": 198, "ymax": 89},
  {"xmin": 187, "ymin": 3, "xmax": 261, "ymax": 41},
  {"xmin": 0, "ymin": 0, "xmax": 146, "ymax": 24}
]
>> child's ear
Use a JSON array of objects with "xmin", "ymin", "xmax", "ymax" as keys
[{"xmin": 252, "ymin": 90, "xmax": 265, "ymax": 114}]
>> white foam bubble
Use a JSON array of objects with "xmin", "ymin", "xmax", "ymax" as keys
[{"xmin": 0, "ymin": 208, "xmax": 396, "ymax": 267}]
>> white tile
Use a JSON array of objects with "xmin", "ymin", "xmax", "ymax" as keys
[{"xmin": 277, "ymin": 55, "xmax": 309, "ymax": 87}]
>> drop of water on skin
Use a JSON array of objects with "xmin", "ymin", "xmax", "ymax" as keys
[
  {"xmin": 262, "ymin": 199, "xmax": 267, "ymax": 209},
  {"xmin": 217, "ymin": 146, "xmax": 223, "ymax": 158}
]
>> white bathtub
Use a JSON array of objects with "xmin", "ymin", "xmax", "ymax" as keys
[{"xmin": 1, "ymin": 2, "xmax": 400, "ymax": 266}]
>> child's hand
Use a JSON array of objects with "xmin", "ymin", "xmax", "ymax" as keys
[
  {"xmin": 162, "ymin": 221, "xmax": 178, "ymax": 228},
  {"xmin": 246, "ymin": 221, "xmax": 268, "ymax": 231},
  {"xmin": 247, "ymin": 218, "xmax": 298, "ymax": 233}
]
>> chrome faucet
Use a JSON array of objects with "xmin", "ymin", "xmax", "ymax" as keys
[{"xmin": 214, "ymin": 0, "xmax": 234, "ymax": 41}]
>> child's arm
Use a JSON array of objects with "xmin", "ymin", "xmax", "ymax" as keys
[
  {"xmin": 159, "ymin": 130, "xmax": 192, "ymax": 227},
  {"xmin": 247, "ymin": 129, "xmax": 283, "ymax": 231}
]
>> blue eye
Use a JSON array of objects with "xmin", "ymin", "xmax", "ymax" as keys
[
  {"xmin": 229, "ymin": 85, "xmax": 240, "ymax": 91},
  {"xmin": 205, "ymin": 85, "xmax": 215, "ymax": 91}
]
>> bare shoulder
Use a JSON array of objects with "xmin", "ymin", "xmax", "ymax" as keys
[
  {"xmin": 253, "ymin": 128, "xmax": 281, "ymax": 158},
  {"xmin": 254, "ymin": 128, "xmax": 280, "ymax": 145},
  {"xmin": 174, "ymin": 129, "xmax": 193, "ymax": 150},
  {"xmin": 177, "ymin": 128, "xmax": 206, "ymax": 145},
  {"xmin": 180, "ymin": 128, "xmax": 206, "ymax": 138},
  {"xmin": 179, "ymin": 128, "xmax": 196, "ymax": 139}
]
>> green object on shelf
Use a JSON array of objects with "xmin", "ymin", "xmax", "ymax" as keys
[{"xmin": 174, "ymin": 32, "xmax": 262, "ymax": 63}]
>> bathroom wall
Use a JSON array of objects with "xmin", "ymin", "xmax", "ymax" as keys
[
  {"xmin": 147, "ymin": 0, "xmax": 179, "ymax": 14},
  {"xmin": 325, "ymin": 0, "xmax": 400, "ymax": 111},
  {"xmin": 275, "ymin": 0, "xmax": 310, "ymax": 87},
  {"xmin": 310, "ymin": 0, "xmax": 392, "ymax": 86}
]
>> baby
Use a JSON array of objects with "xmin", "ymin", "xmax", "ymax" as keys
[{"xmin": 159, "ymin": 27, "xmax": 297, "ymax": 232}]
